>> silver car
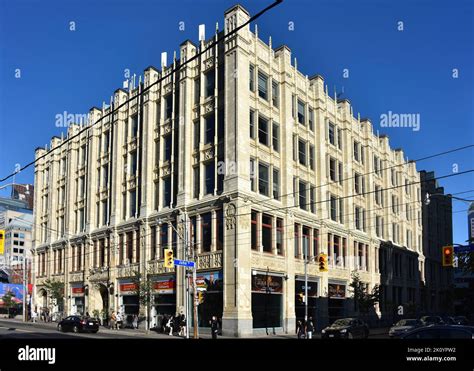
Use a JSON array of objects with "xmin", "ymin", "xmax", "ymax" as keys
[{"xmin": 389, "ymin": 319, "xmax": 422, "ymax": 338}]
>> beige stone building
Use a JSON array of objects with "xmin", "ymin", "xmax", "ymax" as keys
[{"xmin": 32, "ymin": 4, "xmax": 424, "ymax": 336}]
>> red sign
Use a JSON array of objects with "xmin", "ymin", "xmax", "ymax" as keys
[
  {"xmin": 120, "ymin": 283, "xmax": 138, "ymax": 292},
  {"xmin": 153, "ymin": 279, "xmax": 175, "ymax": 294},
  {"xmin": 71, "ymin": 287, "xmax": 84, "ymax": 294}
]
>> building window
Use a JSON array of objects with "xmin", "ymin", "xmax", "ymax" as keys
[
  {"xmin": 309, "ymin": 108, "xmax": 314, "ymax": 131},
  {"xmin": 294, "ymin": 224, "xmax": 300, "ymax": 258},
  {"xmin": 131, "ymin": 114, "xmax": 139, "ymax": 139},
  {"xmin": 328, "ymin": 122, "xmax": 335, "ymax": 145},
  {"xmin": 273, "ymin": 168, "xmax": 280, "ymax": 200},
  {"xmin": 251, "ymin": 211, "xmax": 258, "ymax": 250},
  {"xmin": 162, "ymin": 176, "xmax": 171, "ymax": 207},
  {"xmin": 204, "ymin": 114, "xmax": 215, "ymax": 144},
  {"xmin": 355, "ymin": 206, "xmax": 362, "ymax": 230},
  {"xmin": 193, "ymin": 121, "xmax": 200, "ymax": 150},
  {"xmin": 354, "ymin": 173, "xmax": 364, "ymax": 195},
  {"xmin": 204, "ymin": 69, "xmax": 215, "ymax": 98},
  {"xmin": 309, "ymin": 144, "xmax": 315, "ymax": 170},
  {"xmin": 249, "ymin": 64, "xmax": 255, "ymax": 91},
  {"xmin": 310, "ymin": 186, "xmax": 316, "ymax": 213},
  {"xmin": 353, "ymin": 141, "xmax": 360, "ymax": 162},
  {"xmin": 299, "ymin": 181, "xmax": 307, "ymax": 211},
  {"xmin": 258, "ymin": 163, "xmax": 269, "ymax": 196},
  {"xmin": 272, "ymin": 122, "xmax": 279, "ymax": 152},
  {"xmin": 130, "ymin": 151, "xmax": 137, "ymax": 175},
  {"xmin": 250, "ymin": 159, "xmax": 256, "ymax": 191},
  {"xmin": 329, "ymin": 157, "xmax": 337, "ymax": 181},
  {"xmin": 258, "ymin": 115, "xmax": 269, "ymax": 146},
  {"xmin": 129, "ymin": 189, "xmax": 136, "ymax": 218},
  {"xmin": 330, "ymin": 196, "xmax": 337, "ymax": 221},
  {"xmin": 216, "ymin": 209, "xmax": 223, "ymax": 251},
  {"xmin": 262, "ymin": 214, "xmax": 273, "ymax": 253},
  {"xmin": 201, "ymin": 212, "xmax": 212, "ymax": 252},
  {"xmin": 313, "ymin": 229, "xmax": 319, "ymax": 257},
  {"xmin": 193, "ymin": 166, "xmax": 200, "ymax": 198},
  {"xmin": 337, "ymin": 128, "xmax": 343, "ymax": 150},
  {"xmin": 163, "ymin": 134, "xmax": 172, "ymax": 162},
  {"xmin": 164, "ymin": 94, "xmax": 172, "ymax": 120},
  {"xmin": 297, "ymin": 100, "xmax": 305, "ymax": 125},
  {"xmin": 194, "ymin": 78, "xmax": 200, "ymax": 104},
  {"xmin": 249, "ymin": 110, "xmax": 255, "ymax": 139},
  {"xmin": 276, "ymin": 218, "xmax": 284, "ymax": 255},
  {"xmin": 298, "ymin": 139, "xmax": 306, "ymax": 166},
  {"xmin": 204, "ymin": 162, "xmax": 215, "ymax": 195},
  {"xmin": 272, "ymin": 80, "xmax": 279, "ymax": 107},
  {"xmin": 258, "ymin": 71, "xmax": 268, "ymax": 100}
]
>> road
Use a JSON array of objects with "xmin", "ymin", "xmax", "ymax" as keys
[{"xmin": 0, "ymin": 318, "xmax": 390, "ymax": 339}]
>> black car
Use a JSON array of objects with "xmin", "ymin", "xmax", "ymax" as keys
[
  {"xmin": 454, "ymin": 316, "xmax": 469, "ymax": 325},
  {"xmin": 389, "ymin": 319, "xmax": 422, "ymax": 338},
  {"xmin": 57, "ymin": 316, "xmax": 99, "ymax": 333},
  {"xmin": 420, "ymin": 315, "xmax": 443, "ymax": 326},
  {"xmin": 441, "ymin": 316, "xmax": 456, "ymax": 325},
  {"xmin": 400, "ymin": 325, "xmax": 474, "ymax": 339},
  {"xmin": 321, "ymin": 318, "xmax": 369, "ymax": 339}
]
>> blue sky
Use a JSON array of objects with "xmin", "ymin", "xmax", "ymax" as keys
[{"xmin": 0, "ymin": 0, "xmax": 473, "ymax": 243}]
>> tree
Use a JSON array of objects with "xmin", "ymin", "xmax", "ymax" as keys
[
  {"xmin": 2, "ymin": 291, "xmax": 17, "ymax": 318},
  {"xmin": 349, "ymin": 272, "xmax": 380, "ymax": 319},
  {"xmin": 130, "ymin": 270, "xmax": 155, "ymax": 332},
  {"xmin": 43, "ymin": 279, "xmax": 65, "ymax": 312}
]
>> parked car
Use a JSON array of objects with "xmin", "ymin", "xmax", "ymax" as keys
[
  {"xmin": 321, "ymin": 318, "xmax": 369, "ymax": 339},
  {"xmin": 441, "ymin": 316, "xmax": 456, "ymax": 325},
  {"xmin": 57, "ymin": 316, "xmax": 99, "ymax": 333},
  {"xmin": 400, "ymin": 325, "xmax": 474, "ymax": 339},
  {"xmin": 454, "ymin": 316, "xmax": 469, "ymax": 325},
  {"xmin": 420, "ymin": 315, "xmax": 443, "ymax": 326},
  {"xmin": 389, "ymin": 319, "xmax": 422, "ymax": 338}
]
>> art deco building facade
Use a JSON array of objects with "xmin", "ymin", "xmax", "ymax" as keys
[{"xmin": 33, "ymin": 4, "xmax": 424, "ymax": 336}]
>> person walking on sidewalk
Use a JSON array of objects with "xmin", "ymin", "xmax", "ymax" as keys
[
  {"xmin": 306, "ymin": 317, "xmax": 314, "ymax": 339},
  {"xmin": 210, "ymin": 316, "xmax": 219, "ymax": 339},
  {"xmin": 110, "ymin": 311, "xmax": 117, "ymax": 330},
  {"xmin": 132, "ymin": 314, "xmax": 138, "ymax": 329},
  {"xmin": 297, "ymin": 320, "xmax": 306, "ymax": 339},
  {"xmin": 31, "ymin": 310, "xmax": 37, "ymax": 323}
]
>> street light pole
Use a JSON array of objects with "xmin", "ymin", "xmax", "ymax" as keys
[
  {"xmin": 23, "ymin": 254, "xmax": 27, "ymax": 322},
  {"xmin": 304, "ymin": 241, "xmax": 308, "ymax": 323}
]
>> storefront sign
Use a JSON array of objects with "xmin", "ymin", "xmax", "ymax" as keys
[
  {"xmin": 195, "ymin": 271, "xmax": 223, "ymax": 292},
  {"xmin": 328, "ymin": 283, "xmax": 346, "ymax": 298},
  {"xmin": 295, "ymin": 280, "xmax": 318, "ymax": 297},
  {"xmin": 119, "ymin": 282, "xmax": 138, "ymax": 293},
  {"xmin": 71, "ymin": 286, "xmax": 85, "ymax": 296},
  {"xmin": 153, "ymin": 278, "xmax": 175, "ymax": 294},
  {"xmin": 252, "ymin": 274, "xmax": 283, "ymax": 294}
]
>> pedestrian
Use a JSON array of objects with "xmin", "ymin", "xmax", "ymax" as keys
[
  {"xmin": 133, "ymin": 314, "xmax": 138, "ymax": 329},
  {"xmin": 297, "ymin": 320, "xmax": 305, "ymax": 339},
  {"xmin": 167, "ymin": 316, "xmax": 173, "ymax": 336},
  {"xmin": 306, "ymin": 317, "xmax": 314, "ymax": 339},
  {"xmin": 210, "ymin": 316, "xmax": 219, "ymax": 339},
  {"xmin": 179, "ymin": 313, "xmax": 186, "ymax": 337},
  {"xmin": 116, "ymin": 312, "xmax": 122, "ymax": 330},
  {"xmin": 31, "ymin": 310, "xmax": 37, "ymax": 323},
  {"xmin": 110, "ymin": 311, "xmax": 117, "ymax": 330}
]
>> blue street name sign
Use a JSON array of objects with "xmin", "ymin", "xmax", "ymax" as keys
[
  {"xmin": 454, "ymin": 244, "xmax": 474, "ymax": 253},
  {"xmin": 173, "ymin": 259, "xmax": 195, "ymax": 268}
]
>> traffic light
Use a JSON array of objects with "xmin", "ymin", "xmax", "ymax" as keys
[
  {"xmin": 0, "ymin": 230, "xmax": 4, "ymax": 255},
  {"xmin": 318, "ymin": 253, "xmax": 328, "ymax": 272},
  {"xmin": 164, "ymin": 248, "xmax": 174, "ymax": 268},
  {"xmin": 442, "ymin": 246, "xmax": 454, "ymax": 267}
]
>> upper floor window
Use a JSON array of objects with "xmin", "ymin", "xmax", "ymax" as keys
[
  {"xmin": 272, "ymin": 80, "xmax": 279, "ymax": 108},
  {"xmin": 249, "ymin": 64, "xmax": 255, "ymax": 92},
  {"xmin": 204, "ymin": 69, "xmax": 215, "ymax": 98},
  {"xmin": 258, "ymin": 71, "xmax": 268, "ymax": 100},
  {"xmin": 272, "ymin": 122, "xmax": 279, "ymax": 152},
  {"xmin": 298, "ymin": 139, "xmax": 307, "ymax": 166},
  {"xmin": 353, "ymin": 141, "xmax": 360, "ymax": 162},
  {"xmin": 164, "ymin": 94, "xmax": 172, "ymax": 120},
  {"xmin": 328, "ymin": 122, "xmax": 335, "ymax": 145},
  {"xmin": 308, "ymin": 108, "xmax": 314, "ymax": 131},
  {"xmin": 204, "ymin": 114, "xmax": 215, "ymax": 144},
  {"xmin": 131, "ymin": 114, "xmax": 138, "ymax": 139},
  {"xmin": 258, "ymin": 163, "xmax": 269, "ymax": 196},
  {"xmin": 163, "ymin": 134, "xmax": 172, "ymax": 162},
  {"xmin": 297, "ymin": 100, "xmax": 305, "ymax": 125},
  {"xmin": 258, "ymin": 115, "xmax": 269, "ymax": 146}
]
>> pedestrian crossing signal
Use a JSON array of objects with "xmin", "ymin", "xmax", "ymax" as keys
[
  {"xmin": 442, "ymin": 246, "xmax": 453, "ymax": 267},
  {"xmin": 318, "ymin": 253, "xmax": 328, "ymax": 272},
  {"xmin": 164, "ymin": 248, "xmax": 174, "ymax": 268}
]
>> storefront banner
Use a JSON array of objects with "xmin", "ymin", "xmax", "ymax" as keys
[
  {"xmin": 328, "ymin": 283, "xmax": 346, "ymax": 298},
  {"xmin": 119, "ymin": 282, "xmax": 138, "ymax": 293},
  {"xmin": 153, "ymin": 278, "xmax": 175, "ymax": 294},
  {"xmin": 251, "ymin": 274, "xmax": 283, "ymax": 293},
  {"xmin": 195, "ymin": 271, "xmax": 223, "ymax": 292},
  {"xmin": 71, "ymin": 286, "xmax": 85, "ymax": 296},
  {"xmin": 295, "ymin": 280, "xmax": 318, "ymax": 297}
]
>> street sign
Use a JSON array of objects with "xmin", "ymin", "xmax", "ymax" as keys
[
  {"xmin": 454, "ymin": 244, "xmax": 474, "ymax": 253},
  {"xmin": 173, "ymin": 259, "xmax": 195, "ymax": 268}
]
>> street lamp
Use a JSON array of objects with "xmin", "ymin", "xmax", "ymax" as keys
[{"xmin": 424, "ymin": 192, "xmax": 473, "ymax": 206}]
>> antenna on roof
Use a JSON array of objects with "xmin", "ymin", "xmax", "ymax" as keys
[{"xmin": 199, "ymin": 24, "xmax": 206, "ymax": 41}]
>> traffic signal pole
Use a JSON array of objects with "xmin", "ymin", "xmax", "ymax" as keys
[{"xmin": 304, "ymin": 242, "xmax": 308, "ymax": 323}]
